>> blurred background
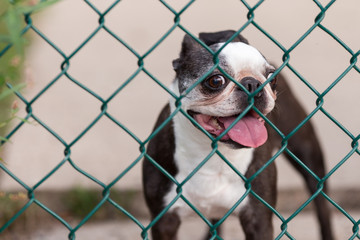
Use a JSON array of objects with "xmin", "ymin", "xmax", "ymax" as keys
[{"xmin": 0, "ymin": 0, "xmax": 359, "ymax": 239}]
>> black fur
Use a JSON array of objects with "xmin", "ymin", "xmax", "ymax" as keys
[
  {"xmin": 143, "ymin": 104, "xmax": 177, "ymax": 218},
  {"xmin": 143, "ymin": 30, "xmax": 333, "ymax": 240},
  {"xmin": 268, "ymin": 75, "xmax": 333, "ymax": 240}
]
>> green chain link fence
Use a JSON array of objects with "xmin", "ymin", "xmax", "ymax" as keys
[{"xmin": 0, "ymin": 0, "xmax": 359, "ymax": 239}]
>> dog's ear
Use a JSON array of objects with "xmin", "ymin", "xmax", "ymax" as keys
[
  {"xmin": 173, "ymin": 31, "xmax": 249, "ymax": 71},
  {"xmin": 199, "ymin": 30, "xmax": 249, "ymax": 46},
  {"xmin": 173, "ymin": 34, "xmax": 201, "ymax": 71},
  {"xmin": 180, "ymin": 34, "xmax": 202, "ymax": 58},
  {"xmin": 172, "ymin": 58, "xmax": 181, "ymax": 71}
]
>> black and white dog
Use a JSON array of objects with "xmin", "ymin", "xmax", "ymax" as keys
[{"xmin": 143, "ymin": 30, "xmax": 333, "ymax": 240}]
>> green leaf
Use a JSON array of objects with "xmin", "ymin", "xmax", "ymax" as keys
[
  {"xmin": 15, "ymin": 116, "xmax": 33, "ymax": 125},
  {"xmin": 0, "ymin": 122, "xmax": 8, "ymax": 128},
  {"xmin": 0, "ymin": 135, "xmax": 10, "ymax": 143},
  {"xmin": 0, "ymin": 1, "xmax": 11, "ymax": 17},
  {"xmin": 0, "ymin": 114, "xmax": 16, "ymax": 128},
  {"xmin": 18, "ymin": 0, "xmax": 59, "ymax": 15},
  {"xmin": 5, "ymin": 6, "xmax": 24, "ymax": 55},
  {"xmin": 0, "ymin": 75, "xmax": 5, "ymax": 86},
  {"xmin": 0, "ymin": 35, "xmax": 12, "ymax": 43},
  {"xmin": 0, "ymin": 82, "xmax": 26, "ymax": 100}
]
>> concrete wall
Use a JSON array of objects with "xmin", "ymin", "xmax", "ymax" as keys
[{"xmin": 1, "ymin": 0, "xmax": 359, "ymax": 194}]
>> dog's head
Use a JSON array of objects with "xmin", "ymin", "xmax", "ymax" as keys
[{"xmin": 172, "ymin": 30, "xmax": 277, "ymax": 149}]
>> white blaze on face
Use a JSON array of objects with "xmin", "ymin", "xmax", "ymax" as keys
[
  {"xmin": 217, "ymin": 42, "xmax": 276, "ymax": 114},
  {"xmin": 218, "ymin": 42, "xmax": 267, "ymax": 74}
]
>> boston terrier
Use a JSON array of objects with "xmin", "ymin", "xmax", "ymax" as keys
[{"xmin": 142, "ymin": 30, "xmax": 333, "ymax": 240}]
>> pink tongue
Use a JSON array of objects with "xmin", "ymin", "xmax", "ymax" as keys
[{"xmin": 219, "ymin": 115, "xmax": 268, "ymax": 148}]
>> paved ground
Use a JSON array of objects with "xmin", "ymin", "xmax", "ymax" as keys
[{"xmin": 30, "ymin": 211, "xmax": 360, "ymax": 240}]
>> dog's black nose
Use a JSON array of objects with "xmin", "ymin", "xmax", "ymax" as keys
[{"xmin": 239, "ymin": 77, "xmax": 263, "ymax": 97}]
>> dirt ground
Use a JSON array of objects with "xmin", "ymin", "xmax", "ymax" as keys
[{"xmin": 25, "ymin": 211, "xmax": 360, "ymax": 240}]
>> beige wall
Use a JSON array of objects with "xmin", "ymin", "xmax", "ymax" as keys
[{"xmin": 1, "ymin": 0, "xmax": 359, "ymax": 192}]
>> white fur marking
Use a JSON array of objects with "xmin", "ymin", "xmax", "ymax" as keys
[
  {"xmin": 164, "ymin": 82, "xmax": 254, "ymax": 219},
  {"xmin": 218, "ymin": 42, "xmax": 267, "ymax": 74},
  {"xmin": 218, "ymin": 42, "xmax": 276, "ymax": 114}
]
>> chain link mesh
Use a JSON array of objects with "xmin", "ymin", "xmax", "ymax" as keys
[{"xmin": 0, "ymin": 0, "xmax": 359, "ymax": 239}]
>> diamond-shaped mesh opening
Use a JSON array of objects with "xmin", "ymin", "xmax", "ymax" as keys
[
  {"xmin": 323, "ymin": 69, "xmax": 360, "ymax": 134},
  {"xmin": 33, "ymin": 1, "xmax": 101, "ymax": 55},
  {"xmin": 0, "ymin": 202, "xmax": 62, "ymax": 238},
  {"xmin": 247, "ymin": 1, "xmax": 319, "ymax": 47},
  {"xmin": 105, "ymin": 2, "xmax": 176, "ymax": 54},
  {"xmin": 1, "ymin": 0, "xmax": 360, "ymax": 239},
  {"xmin": 70, "ymin": 117, "xmax": 142, "ymax": 186},
  {"xmin": 67, "ymin": 30, "xmax": 140, "ymax": 99},
  {"xmin": 1, "ymin": 123, "xmax": 65, "ymax": 189},
  {"xmin": 107, "ymin": 72, "xmax": 171, "ymax": 139},
  {"xmin": 177, "ymin": 1, "xmax": 249, "ymax": 32},
  {"xmin": 291, "ymin": 29, "xmax": 354, "ymax": 91},
  {"xmin": 329, "ymin": 154, "xmax": 360, "ymax": 190},
  {"xmin": 30, "ymin": 75, "xmax": 103, "ymax": 142}
]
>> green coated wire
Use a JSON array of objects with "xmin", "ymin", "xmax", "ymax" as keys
[{"xmin": 0, "ymin": 0, "xmax": 359, "ymax": 239}]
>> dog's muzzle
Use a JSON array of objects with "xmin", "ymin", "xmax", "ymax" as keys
[
  {"xmin": 188, "ymin": 110, "xmax": 267, "ymax": 148},
  {"xmin": 239, "ymin": 77, "xmax": 263, "ymax": 98}
]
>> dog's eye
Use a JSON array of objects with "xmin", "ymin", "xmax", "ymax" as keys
[
  {"xmin": 204, "ymin": 75, "xmax": 227, "ymax": 90},
  {"xmin": 267, "ymin": 72, "xmax": 277, "ymax": 90}
]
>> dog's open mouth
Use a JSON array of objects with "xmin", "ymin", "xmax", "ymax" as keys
[{"xmin": 188, "ymin": 110, "xmax": 268, "ymax": 148}]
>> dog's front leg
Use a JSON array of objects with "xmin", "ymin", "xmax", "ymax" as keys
[
  {"xmin": 151, "ymin": 212, "xmax": 181, "ymax": 240},
  {"xmin": 239, "ymin": 204, "xmax": 274, "ymax": 240}
]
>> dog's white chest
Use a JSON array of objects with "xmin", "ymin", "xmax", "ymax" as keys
[
  {"xmin": 164, "ymin": 99, "xmax": 254, "ymax": 219},
  {"xmin": 164, "ymin": 137, "xmax": 254, "ymax": 219}
]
